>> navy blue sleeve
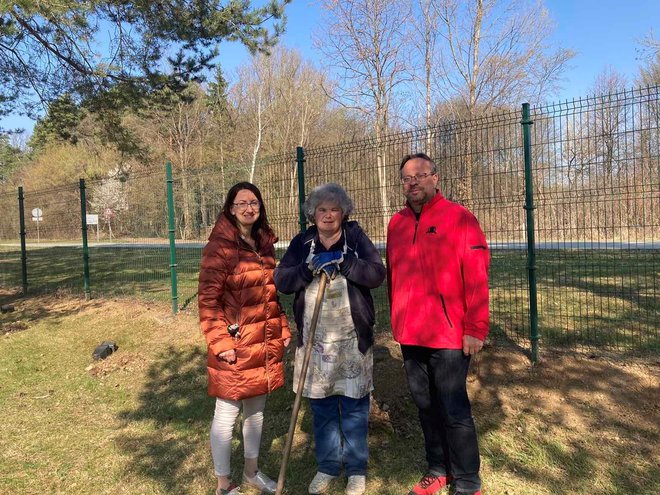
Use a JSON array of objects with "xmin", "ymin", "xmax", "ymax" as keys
[
  {"xmin": 274, "ymin": 233, "xmax": 314, "ymax": 294},
  {"xmin": 339, "ymin": 228, "xmax": 386, "ymax": 289}
]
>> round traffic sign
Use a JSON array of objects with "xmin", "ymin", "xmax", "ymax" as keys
[{"xmin": 31, "ymin": 208, "xmax": 43, "ymax": 217}]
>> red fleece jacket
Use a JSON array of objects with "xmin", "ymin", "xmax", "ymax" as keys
[{"xmin": 387, "ymin": 192, "xmax": 490, "ymax": 349}]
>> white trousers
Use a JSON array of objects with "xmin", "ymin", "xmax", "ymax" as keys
[{"xmin": 210, "ymin": 394, "xmax": 267, "ymax": 477}]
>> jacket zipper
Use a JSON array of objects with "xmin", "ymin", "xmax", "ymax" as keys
[
  {"xmin": 239, "ymin": 240, "xmax": 273, "ymax": 392},
  {"xmin": 439, "ymin": 294, "xmax": 453, "ymax": 328},
  {"xmin": 255, "ymin": 249, "xmax": 272, "ymax": 392},
  {"xmin": 412, "ymin": 219, "xmax": 419, "ymax": 244}
]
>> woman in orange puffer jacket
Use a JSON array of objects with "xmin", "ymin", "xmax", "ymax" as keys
[{"xmin": 198, "ymin": 182, "xmax": 291, "ymax": 495}]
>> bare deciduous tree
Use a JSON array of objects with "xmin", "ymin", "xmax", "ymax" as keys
[
  {"xmin": 428, "ymin": 0, "xmax": 573, "ymax": 204},
  {"xmin": 134, "ymin": 84, "xmax": 211, "ymax": 239},
  {"xmin": 231, "ymin": 46, "xmax": 334, "ymax": 220},
  {"xmin": 407, "ymin": 0, "xmax": 442, "ymax": 147},
  {"xmin": 317, "ymin": 0, "xmax": 411, "ymax": 235},
  {"xmin": 591, "ymin": 69, "xmax": 628, "ymax": 183},
  {"xmin": 434, "ymin": 0, "xmax": 573, "ymax": 115},
  {"xmin": 232, "ymin": 57, "xmax": 274, "ymax": 183}
]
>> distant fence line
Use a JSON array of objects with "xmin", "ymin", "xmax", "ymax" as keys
[{"xmin": 1, "ymin": 86, "xmax": 658, "ymax": 357}]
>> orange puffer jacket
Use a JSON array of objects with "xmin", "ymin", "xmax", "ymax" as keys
[{"xmin": 198, "ymin": 215, "xmax": 291, "ymax": 401}]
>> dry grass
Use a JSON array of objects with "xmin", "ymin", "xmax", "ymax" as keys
[{"xmin": 0, "ymin": 290, "xmax": 658, "ymax": 495}]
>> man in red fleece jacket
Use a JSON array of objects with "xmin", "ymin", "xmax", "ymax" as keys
[{"xmin": 387, "ymin": 153, "xmax": 489, "ymax": 495}]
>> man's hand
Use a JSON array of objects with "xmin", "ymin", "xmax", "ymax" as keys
[
  {"xmin": 462, "ymin": 335, "xmax": 483, "ymax": 356},
  {"xmin": 283, "ymin": 337, "xmax": 291, "ymax": 348},
  {"xmin": 217, "ymin": 349, "xmax": 237, "ymax": 364}
]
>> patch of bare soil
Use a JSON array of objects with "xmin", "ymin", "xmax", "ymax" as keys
[
  {"xmin": 1, "ymin": 320, "xmax": 28, "ymax": 336},
  {"xmin": 87, "ymin": 352, "xmax": 149, "ymax": 378},
  {"xmin": 470, "ymin": 345, "xmax": 659, "ymax": 434},
  {"xmin": 0, "ymin": 287, "xmax": 99, "ymax": 332}
]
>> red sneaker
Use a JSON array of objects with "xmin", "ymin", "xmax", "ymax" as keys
[{"xmin": 408, "ymin": 473, "xmax": 451, "ymax": 495}]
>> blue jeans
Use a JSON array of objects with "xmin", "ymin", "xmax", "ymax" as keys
[
  {"xmin": 401, "ymin": 346, "xmax": 481, "ymax": 494},
  {"xmin": 309, "ymin": 394, "xmax": 370, "ymax": 477}
]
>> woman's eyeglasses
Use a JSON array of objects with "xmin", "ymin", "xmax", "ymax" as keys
[{"xmin": 232, "ymin": 200, "xmax": 260, "ymax": 211}]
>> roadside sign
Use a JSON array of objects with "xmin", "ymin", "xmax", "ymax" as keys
[
  {"xmin": 86, "ymin": 214, "xmax": 99, "ymax": 225},
  {"xmin": 31, "ymin": 207, "xmax": 43, "ymax": 243}
]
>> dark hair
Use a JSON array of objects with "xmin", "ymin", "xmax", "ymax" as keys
[
  {"xmin": 399, "ymin": 153, "xmax": 438, "ymax": 176},
  {"xmin": 221, "ymin": 182, "xmax": 274, "ymax": 248}
]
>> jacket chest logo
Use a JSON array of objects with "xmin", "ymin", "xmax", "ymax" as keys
[{"xmin": 425, "ymin": 226, "xmax": 437, "ymax": 234}]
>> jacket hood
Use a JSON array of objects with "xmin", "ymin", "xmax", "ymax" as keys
[{"xmin": 208, "ymin": 214, "xmax": 277, "ymax": 247}]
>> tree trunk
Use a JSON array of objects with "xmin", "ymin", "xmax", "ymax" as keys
[{"xmin": 250, "ymin": 89, "xmax": 264, "ymax": 183}]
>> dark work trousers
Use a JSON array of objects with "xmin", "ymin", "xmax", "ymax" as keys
[{"xmin": 401, "ymin": 345, "xmax": 481, "ymax": 494}]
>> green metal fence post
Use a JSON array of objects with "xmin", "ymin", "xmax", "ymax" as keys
[
  {"xmin": 18, "ymin": 186, "xmax": 28, "ymax": 294},
  {"xmin": 79, "ymin": 178, "xmax": 91, "ymax": 300},
  {"xmin": 166, "ymin": 162, "xmax": 179, "ymax": 314},
  {"xmin": 296, "ymin": 146, "xmax": 307, "ymax": 233},
  {"xmin": 521, "ymin": 103, "xmax": 539, "ymax": 363}
]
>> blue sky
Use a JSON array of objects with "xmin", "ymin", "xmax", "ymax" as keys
[{"xmin": 3, "ymin": 0, "xmax": 658, "ymax": 135}]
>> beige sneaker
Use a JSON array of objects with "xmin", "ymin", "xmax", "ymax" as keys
[
  {"xmin": 215, "ymin": 482, "xmax": 242, "ymax": 495},
  {"xmin": 308, "ymin": 472, "xmax": 337, "ymax": 494},
  {"xmin": 243, "ymin": 470, "xmax": 276, "ymax": 494},
  {"xmin": 346, "ymin": 475, "xmax": 366, "ymax": 495}
]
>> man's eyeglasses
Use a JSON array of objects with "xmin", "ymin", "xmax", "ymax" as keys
[
  {"xmin": 232, "ymin": 200, "xmax": 260, "ymax": 210},
  {"xmin": 401, "ymin": 172, "xmax": 436, "ymax": 184}
]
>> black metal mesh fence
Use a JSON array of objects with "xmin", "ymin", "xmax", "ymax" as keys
[{"xmin": 0, "ymin": 86, "xmax": 657, "ymax": 355}]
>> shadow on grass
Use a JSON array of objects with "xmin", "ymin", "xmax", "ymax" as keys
[
  {"xmin": 110, "ymin": 335, "xmax": 433, "ymax": 494},
  {"xmin": 0, "ymin": 288, "xmax": 107, "ymax": 333},
  {"xmin": 537, "ymin": 249, "xmax": 659, "ymax": 312},
  {"xmin": 113, "ymin": 344, "xmax": 314, "ymax": 494},
  {"xmin": 115, "ymin": 345, "xmax": 214, "ymax": 494},
  {"xmin": 110, "ymin": 323, "xmax": 659, "ymax": 494},
  {"xmin": 3, "ymin": 245, "xmax": 658, "ymax": 353},
  {"xmin": 472, "ymin": 346, "xmax": 659, "ymax": 494},
  {"xmin": 0, "ymin": 246, "xmax": 195, "ymax": 302}
]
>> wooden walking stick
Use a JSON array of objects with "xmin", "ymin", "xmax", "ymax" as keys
[{"xmin": 275, "ymin": 271, "xmax": 329, "ymax": 495}]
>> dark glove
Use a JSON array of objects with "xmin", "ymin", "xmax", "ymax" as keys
[{"xmin": 309, "ymin": 250, "xmax": 343, "ymax": 280}]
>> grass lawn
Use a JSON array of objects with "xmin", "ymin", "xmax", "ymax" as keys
[
  {"xmin": 0, "ymin": 292, "xmax": 658, "ymax": 495},
  {"xmin": 0, "ymin": 244, "xmax": 657, "ymax": 353}
]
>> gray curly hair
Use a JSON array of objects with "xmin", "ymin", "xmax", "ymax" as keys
[{"xmin": 303, "ymin": 183, "xmax": 354, "ymax": 223}]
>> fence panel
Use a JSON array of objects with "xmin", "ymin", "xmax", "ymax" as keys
[
  {"xmin": 0, "ymin": 85, "xmax": 657, "ymax": 355},
  {"xmin": 0, "ymin": 190, "xmax": 22, "ymax": 290},
  {"xmin": 82, "ymin": 170, "xmax": 173, "ymax": 303},
  {"xmin": 530, "ymin": 87, "xmax": 659, "ymax": 353},
  {"xmin": 13, "ymin": 184, "xmax": 83, "ymax": 293}
]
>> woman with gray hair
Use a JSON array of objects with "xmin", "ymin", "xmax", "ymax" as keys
[{"xmin": 274, "ymin": 183, "xmax": 385, "ymax": 495}]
